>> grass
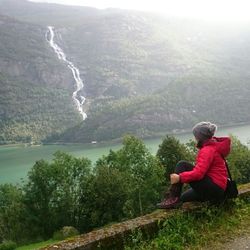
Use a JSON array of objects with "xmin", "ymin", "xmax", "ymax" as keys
[
  {"xmin": 16, "ymin": 185, "xmax": 250, "ymax": 250},
  {"xmin": 15, "ymin": 198, "xmax": 250, "ymax": 250},
  {"xmin": 16, "ymin": 239, "xmax": 59, "ymax": 250},
  {"xmin": 125, "ymin": 197, "xmax": 250, "ymax": 250}
]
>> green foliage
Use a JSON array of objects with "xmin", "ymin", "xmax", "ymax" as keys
[
  {"xmin": 185, "ymin": 139, "xmax": 198, "ymax": 156},
  {"xmin": 124, "ymin": 229, "xmax": 144, "ymax": 250},
  {"xmin": 0, "ymin": 241, "xmax": 17, "ymax": 250},
  {"xmin": 95, "ymin": 135, "xmax": 165, "ymax": 219},
  {"xmin": 0, "ymin": 135, "xmax": 165, "ymax": 243},
  {"xmin": 87, "ymin": 164, "xmax": 130, "ymax": 227},
  {"xmin": 126, "ymin": 199, "xmax": 250, "ymax": 250},
  {"xmin": 156, "ymin": 135, "xmax": 195, "ymax": 182},
  {"xmin": 227, "ymin": 135, "xmax": 250, "ymax": 184},
  {"xmin": 15, "ymin": 239, "xmax": 59, "ymax": 250},
  {"xmin": 52, "ymin": 226, "xmax": 79, "ymax": 241},
  {"xmin": 0, "ymin": 184, "xmax": 27, "ymax": 243},
  {"xmin": 152, "ymin": 213, "xmax": 198, "ymax": 250},
  {"xmin": 24, "ymin": 152, "xmax": 92, "ymax": 237},
  {"xmin": 0, "ymin": 134, "xmax": 250, "ymax": 247}
]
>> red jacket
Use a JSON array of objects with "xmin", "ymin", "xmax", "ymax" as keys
[{"xmin": 179, "ymin": 137, "xmax": 231, "ymax": 190}]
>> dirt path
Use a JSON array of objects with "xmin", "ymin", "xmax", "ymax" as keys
[
  {"xmin": 221, "ymin": 234, "xmax": 250, "ymax": 249},
  {"xmin": 204, "ymin": 233, "xmax": 250, "ymax": 250}
]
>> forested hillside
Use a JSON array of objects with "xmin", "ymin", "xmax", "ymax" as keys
[
  {"xmin": 53, "ymin": 15, "xmax": 250, "ymax": 142},
  {"xmin": 0, "ymin": 14, "xmax": 81, "ymax": 143},
  {"xmin": 1, "ymin": 0, "xmax": 250, "ymax": 143}
]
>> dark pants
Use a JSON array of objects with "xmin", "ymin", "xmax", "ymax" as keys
[{"xmin": 170, "ymin": 161, "xmax": 225, "ymax": 203}]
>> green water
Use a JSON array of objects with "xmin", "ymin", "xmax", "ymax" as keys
[{"xmin": 1, "ymin": 124, "xmax": 250, "ymax": 184}]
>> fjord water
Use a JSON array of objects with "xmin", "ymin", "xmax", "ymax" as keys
[{"xmin": 1, "ymin": 124, "xmax": 250, "ymax": 184}]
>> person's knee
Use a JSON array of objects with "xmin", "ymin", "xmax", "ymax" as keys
[
  {"xmin": 176, "ymin": 160, "xmax": 193, "ymax": 173},
  {"xmin": 180, "ymin": 188, "xmax": 198, "ymax": 202},
  {"xmin": 176, "ymin": 160, "xmax": 189, "ymax": 168}
]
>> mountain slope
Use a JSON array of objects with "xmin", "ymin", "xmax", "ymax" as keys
[
  {"xmin": 50, "ymin": 15, "xmax": 250, "ymax": 142},
  {"xmin": 0, "ymin": 0, "xmax": 101, "ymax": 27},
  {"xmin": 1, "ymin": 0, "xmax": 250, "ymax": 143},
  {"xmin": 0, "ymin": 14, "xmax": 81, "ymax": 143}
]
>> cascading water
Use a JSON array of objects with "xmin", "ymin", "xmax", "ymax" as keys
[{"xmin": 46, "ymin": 26, "xmax": 87, "ymax": 120}]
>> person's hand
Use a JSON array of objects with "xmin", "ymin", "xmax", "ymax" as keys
[{"xmin": 170, "ymin": 174, "xmax": 180, "ymax": 184}]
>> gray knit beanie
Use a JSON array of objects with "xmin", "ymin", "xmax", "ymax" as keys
[{"xmin": 192, "ymin": 121, "xmax": 217, "ymax": 142}]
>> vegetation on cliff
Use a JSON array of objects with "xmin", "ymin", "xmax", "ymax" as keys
[
  {"xmin": 0, "ymin": 14, "xmax": 81, "ymax": 144},
  {"xmin": 1, "ymin": 1, "xmax": 250, "ymax": 143},
  {"xmin": 49, "ymin": 14, "xmax": 250, "ymax": 143}
]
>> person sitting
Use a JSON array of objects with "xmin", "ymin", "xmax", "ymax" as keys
[{"xmin": 157, "ymin": 121, "xmax": 231, "ymax": 209}]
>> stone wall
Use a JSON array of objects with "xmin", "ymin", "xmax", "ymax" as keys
[{"xmin": 42, "ymin": 183, "xmax": 250, "ymax": 250}]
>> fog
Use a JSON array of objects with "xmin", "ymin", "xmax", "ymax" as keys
[{"xmin": 28, "ymin": 0, "xmax": 250, "ymax": 23}]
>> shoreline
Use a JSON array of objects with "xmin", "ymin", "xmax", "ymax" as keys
[{"xmin": 1, "ymin": 121, "xmax": 250, "ymax": 148}]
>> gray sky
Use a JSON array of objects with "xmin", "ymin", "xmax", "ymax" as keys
[{"xmin": 29, "ymin": 0, "xmax": 250, "ymax": 23}]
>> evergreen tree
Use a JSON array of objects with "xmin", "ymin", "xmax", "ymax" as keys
[{"xmin": 156, "ymin": 135, "xmax": 194, "ymax": 183}]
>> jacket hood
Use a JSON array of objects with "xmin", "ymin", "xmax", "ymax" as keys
[{"xmin": 202, "ymin": 136, "xmax": 231, "ymax": 157}]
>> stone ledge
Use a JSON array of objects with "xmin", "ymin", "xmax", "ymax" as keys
[{"xmin": 41, "ymin": 183, "xmax": 250, "ymax": 250}]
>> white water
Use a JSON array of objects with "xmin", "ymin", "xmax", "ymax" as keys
[{"xmin": 46, "ymin": 26, "xmax": 87, "ymax": 120}]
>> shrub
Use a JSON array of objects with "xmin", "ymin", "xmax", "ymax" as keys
[
  {"xmin": 53, "ymin": 226, "xmax": 79, "ymax": 240},
  {"xmin": 157, "ymin": 135, "xmax": 195, "ymax": 182},
  {"xmin": 0, "ymin": 241, "xmax": 17, "ymax": 250}
]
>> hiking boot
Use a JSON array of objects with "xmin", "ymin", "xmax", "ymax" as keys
[
  {"xmin": 163, "ymin": 190, "xmax": 171, "ymax": 198},
  {"xmin": 156, "ymin": 197, "xmax": 182, "ymax": 209}
]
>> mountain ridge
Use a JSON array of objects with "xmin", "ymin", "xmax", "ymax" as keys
[{"xmin": 1, "ymin": 0, "xmax": 250, "ymax": 143}]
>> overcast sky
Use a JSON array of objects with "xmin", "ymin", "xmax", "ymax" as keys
[{"xmin": 29, "ymin": 0, "xmax": 250, "ymax": 23}]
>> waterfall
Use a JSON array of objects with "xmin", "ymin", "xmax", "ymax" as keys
[{"xmin": 46, "ymin": 26, "xmax": 87, "ymax": 120}]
